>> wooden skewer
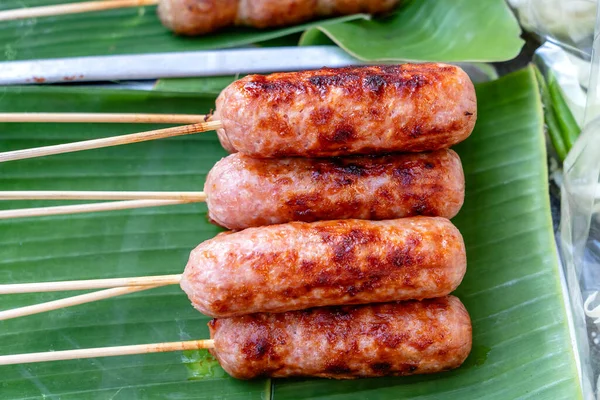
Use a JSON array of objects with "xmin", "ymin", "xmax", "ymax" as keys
[
  {"xmin": 0, "ymin": 199, "xmax": 198, "ymax": 220},
  {"xmin": 0, "ymin": 275, "xmax": 181, "ymax": 294},
  {"xmin": 0, "ymin": 120, "xmax": 222, "ymax": 163},
  {"xmin": 0, "ymin": 191, "xmax": 207, "ymax": 201},
  {"xmin": 0, "ymin": 113, "xmax": 206, "ymax": 124},
  {"xmin": 0, "ymin": 0, "xmax": 159, "ymax": 22},
  {"xmin": 0, "ymin": 285, "xmax": 163, "ymax": 321},
  {"xmin": 0, "ymin": 277, "xmax": 180, "ymax": 319},
  {"xmin": 0, "ymin": 339, "xmax": 214, "ymax": 365}
]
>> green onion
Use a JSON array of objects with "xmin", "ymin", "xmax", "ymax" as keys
[
  {"xmin": 547, "ymin": 71, "xmax": 580, "ymax": 150},
  {"xmin": 534, "ymin": 66, "xmax": 568, "ymax": 161}
]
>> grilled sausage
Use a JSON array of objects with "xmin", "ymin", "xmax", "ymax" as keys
[
  {"xmin": 158, "ymin": 0, "xmax": 400, "ymax": 36},
  {"xmin": 180, "ymin": 217, "xmax": 466, "ymax": 317},
  {"xmin": 206, "ymin": 150, "xmax": 465, "ymax": 230},
  {"xmin": 214, "ymin": 64, "xmax": 477, "ymax": 157},
  {"xmin": 209, "ymin": 296, "xmax": 472, "ymax": 379}
]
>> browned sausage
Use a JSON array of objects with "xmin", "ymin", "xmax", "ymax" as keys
[
  {"xmin": 209, "ymin": 296, "xmax": 472, "ymax": 379},
  {"xmin": 205, "ymin": 150, "xmax": 465, "ymax": 230},
  {"xmin": 158, "ymin": 0, "xmax": 400, "ymax": 36},
  {"xmin": 180, "ymin": 217, "xmax": 466, "ymax": 317},
  {"xmin": 214, "ymin": 64, "xmax": 477, "ymax": 157}
]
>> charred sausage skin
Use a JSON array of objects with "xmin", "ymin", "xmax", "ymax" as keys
[
  {"xmin": 214, "ymin": 64, "xmax": 477, "ymax": 157},
  {"xmin": 158, "ymin": 0, "xmax": 400, "ymax": 36},
  {"xmin": 180, "ymin": 217, "xmax": 466, "ymax": 318},
  {"xmin": 205, "ymin": 150, "xmax": 465, "ymax": 230},
  {"xmin": 209, "ymin": 296, "xmax": 472, "ymax": 379}
]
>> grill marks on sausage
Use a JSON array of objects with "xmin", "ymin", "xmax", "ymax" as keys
[
  {"xmin": 239, "ymin": 65, "xmax": 451, "ymax": 97},
  {"xmin": 411, "ymin": 198, "xmax": 433, "ymax": 215},
  {"xmin": 388, "ymin": 243, "xmax": 417, "ymax": 268},
  {"xmin": 364, "ymin": 75, "xmax": 386, "ymax": 93},
  {"xmin": 238, "ymin": 318, "xmax": 288, "ymax": 379},
  {"xmin": 209, "ymin": 248, "xmax": 300, "ymax": 314},
  {"xmin": 283, "ymin": 157, "xmax": 392, "ymax": 219},
  {"xmin": 318, "ymin": 227, "xmax": 376, "ymax": 264},
  {"xmin": 243, "ymin": 334, "xmax": 270, "ymax": 360},
  {"xmin": 310, "ymin": 107, "xmax": 333, "ymax": 125},
  {"xmin": 184, "ymin": 217, "xmax": 466, "ymax": 318},
  {"xmin": 284, "ymin": 154, "xmax": 448, "ymax": 220},
  {"xmin": 303, "ymin": 68, "xmax": 437, "ymax": 151},
  {"xmin": 206, "ymin": 150, "xmax": 464, "ymax": 230},
  {"xmin": 209, "ymin": 297, "xmax": 471, "ymax": 379},
  {"xmin": 235, "ymin": 64, "xmax": 474, "ymax": 151},
  {"xmin": 369, "ymin": 322, "xmax": 408, "ymax": 348},
  {"xmin": 243, "ymin": 77, "xmax": 302, "ymax": 97},
  {"xmin": 296, "ymin": 225, "xmax": 424, "ymax": 297},
  {"xmin": 185, "ymin": 219, "xmax": 456, "ymax": 318},
  {"xmin": 216, "ymin": 64, "xmax": 476, "ymax": 157},
  {"xmin": 285, "ymin": 193, "xmax": 322, "ymax": 218},
  {"xmin": 305, "ymin": 67, "xmax": 432, "ymax": 96},
  {"xmin": 394, "ymin": 165, "xmax": 415, "ymax": 185},
  {"xmin": 308, "ymin": 73, "xmax": 362, "ymax": 96},
  {"xmin": 325, "ymin": 363, "xmax": 353, "ymax": 374},
  {"xmin": 371, "ymin": 362, "xmax": 392, "ymax": 374},
  {"xmin": 329, "ymin": 124, "xmax": 356, "ymax": 143}
]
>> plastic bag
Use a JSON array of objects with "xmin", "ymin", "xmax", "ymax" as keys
[
  {"xmin": 536, "ymin": 42, "xmax": 588, "ymax": 126},
  {"xmin": 560, "ymin": 4, "xmax": 600, "ymax": 398},
  {"xmin": 508, "ymin": 1, "xmax": 600, "ymax": 398},
  {"xmin": 511, "ymin": 0, "xmax": 595, "ymax": 126},
  {"xmin": 508, "ymin": 0, "xmax": 596, "ymax": 51}
]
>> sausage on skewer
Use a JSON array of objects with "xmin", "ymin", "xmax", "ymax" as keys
[
  {"xmin": 158, "ymin": 0, "xmax": 401, "ymax": 36},
  {"xmin": 210, "ymin": 296, "xmax": 472, "ymax": 379},
  {"xmin": 0, "ymin": 297, "xmax": 473, "ymax": 381},
  {"xmin": 181, "ymin": 217, "xmax": 466, "ymax": 317},
  {"xmin": 0, "ymin": 64, "xmax": 477, "ymax": 163},
  {"xmin": 206, "ymin": 149, "xmax": 465, "ymax": 230},
  {"xmin": 0, "ymin": 149, "xmax": 464, "ymax": 224},
  {"xmin": 214, "ymin": 64, "xmax": 477, "ymax": 157},
  {"xmin": 0, "ymin": 217, "xmax": 465, "ymax": 320}
]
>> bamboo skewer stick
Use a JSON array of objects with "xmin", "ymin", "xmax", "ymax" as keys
[
  {"xmin": 0, "ymin": 0, "xmax": 159, "ymax": 22},
  {"xmin": 0, "ymin": 113, "xmax": 207, "ymax": 124},
  {"xmin": 0, "ymin": 275, "xmax": 182, "ymax": 294},
  {"xmin": 0, "ymin": 200, "xmax": 198, "ymax": 220},
  {"xmin": 0, "ymin": 121, "xmax": 222, "ymax": 163},
  {"xmin": 0, "ymin": 339, "xmax": 215, "ymax": 365},
  {"xmin": 0, "ymin": 191, "xmax": 207, "ymax": 201},
  {"xmin": 0, "ymin": 285, "xmax": 164, "ymax": 321}
]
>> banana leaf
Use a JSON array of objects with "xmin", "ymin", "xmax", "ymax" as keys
[
  {"xmin": 0, "ymin": 66, "xmax": 582, "ymax": 399},
  {"xmin": 0, "ymin": 0, "xmax": 522, "ymax": 62},
  {"xmin": 299, "ymin": 0, "xmax": 524, "ymax": 62}
]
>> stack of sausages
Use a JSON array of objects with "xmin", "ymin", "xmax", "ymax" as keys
[{"xmin": 179, "ymin": 63, "xmax": 477, "ymax": 380}]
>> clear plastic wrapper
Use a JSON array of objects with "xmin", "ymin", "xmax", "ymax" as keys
[
  {"xmin": 536, "ymin": 42, "xmax": 589, "ymax": 126},
  {"xmin": 508, "ymin": 0, "xmax": 596, "ymax": 51},
  {"xmin": 509, "ymin": 1, "xmax": 600, "ymax": 398},
  {"xmin": 511, "ymin": 0, "xmax": 594, "ymax": 125},
  {"xmin": 560, "ymin": 4, "xmax": 600, "ymax": 399}
]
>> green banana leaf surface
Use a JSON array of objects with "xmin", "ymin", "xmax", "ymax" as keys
[
  {"xmin": 0, "ymin": 66, "xmax": 581, "ymax": 399},
  {"xmin": 0, "ymin": 0, "xmax": 522, "ymax": 62},
  {"xmin": 299, "ymin": 0, "xmax": 524, "ymax": 62}
]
